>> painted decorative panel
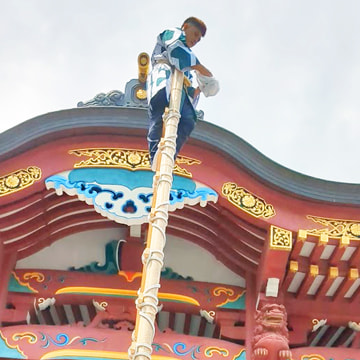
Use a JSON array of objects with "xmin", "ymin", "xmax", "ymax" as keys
[{"xmin": 46, "ymin": 168, "xmax": 217, "ymax": 225}]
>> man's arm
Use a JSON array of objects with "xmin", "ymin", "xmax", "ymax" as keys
[{"xmin": 191, "ymin": 64, "xmax": 212, "ymax": 77}]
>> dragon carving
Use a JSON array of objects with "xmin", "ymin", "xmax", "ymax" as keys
[{"xmin": 252, "ymin": 303, "xmax": 292, "ymax": 360}]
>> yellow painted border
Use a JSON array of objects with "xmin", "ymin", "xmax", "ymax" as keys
[
  {"xmin": 118, "ymin": 271, "xmax": 142, "ymax": 282},
  {"xmin": 301, "ymin": 354, "xmax": 326, "ymax": 360},
  {"xmin": 41, "ymin": 349, "xmax": 180, "ymax": 360},
  {"xmin": 215, "ymin": 294, "xmax": 243, "ymax": 308},
  {"xmin": 0, "ymin": 331, "xmax": 26, "ymax": 358},
  {"xmin": 11, "ymin": 271, "xmax": 39, "ymax": 293},
  {"xmin": 55, "ymin": 287, "xmax": 200, "ymax": 306}
]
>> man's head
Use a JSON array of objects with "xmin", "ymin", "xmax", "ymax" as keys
[{"xmin": 182, "ymin": 17, "xmax": 207, "ymax": 48}]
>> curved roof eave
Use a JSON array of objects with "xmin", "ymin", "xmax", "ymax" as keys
[{"xmin": 0, "ymin": 106, "xmax": 359, "ymax": 205}]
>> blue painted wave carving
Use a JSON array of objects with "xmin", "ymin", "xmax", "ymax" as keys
[{"xmin": 46, "ymin": 171, "xmax": 218, "ymax": 225}]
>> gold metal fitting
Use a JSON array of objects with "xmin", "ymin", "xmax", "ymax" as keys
[
  {"xmin": 310, "ymin": 265, "xmax": 319, "ymax": 277},
  {"xmin": 136, "ymin": 88, "xmax": 147, "ymax": 100},
  {"xmin": 289, "ymin": 260, "xmax": 298, "ymax": 273},
  {"xmin": 138, "ymin": 52, "xmax": 149, "ymax": 83},
  {"xmin": 319, "ymin": 233, "xmax": 328, "ymax": 245},
  {"xmin": 297, "ymin": 229, "xmax": 307, "ymax": 241},
  {"xmin": 329, "ymin": 267, "xmax": 339, "ymax": 279},
  {"xmin": 341, "ymin": 235, "xmax": 350, "ymax": 247},
  {"xmin": 349, "ymin": 268, "xmax": 359, "ymax": 280}
]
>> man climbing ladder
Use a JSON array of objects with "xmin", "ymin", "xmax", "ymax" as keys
[
  {"xmin": 129, "ymin": 17, "xmax": 219, "ymax": 360},
  {"xmin": 147, "ymin": 16, "xmax": 219, "ymax": 169},
  {"xmin": 129, "ymin": 67, "xmax": 184, "ymax": 360}
]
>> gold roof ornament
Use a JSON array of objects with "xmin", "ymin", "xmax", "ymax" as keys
[
  {"xmin": 136, "ymin": 52, "xmax": 150, "ymax": 100},
  {"xmin": 137, "ymin": 52, "xmax": 149, "ymax": 84}
]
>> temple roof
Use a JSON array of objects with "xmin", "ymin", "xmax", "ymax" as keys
[
  {"xmin": 1, "ymin": 76, "xmax": 360, "ymax": 353},
  {"xmin": 1, "ymin": 104, "xmax": 359, "ymax": 205}
]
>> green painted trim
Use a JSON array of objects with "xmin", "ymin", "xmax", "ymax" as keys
[{"xmin": 8, "ymin": 273, "xmax": 36, "ymax": 293}]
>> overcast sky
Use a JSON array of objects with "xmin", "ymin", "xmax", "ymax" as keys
[{"xmin": 1, "ymin": 1, "xmax": 359, "ymax": 183}]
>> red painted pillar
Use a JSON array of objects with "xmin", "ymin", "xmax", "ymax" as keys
[
  {"xmin": 120, "ymin": 236, "xmax": 144, "ymax": 272},
  {"xmin": 245, "ymin": 272, "xmax": 257, "ymax": 358},
  {"xmin": 0, "ymin": 242, "xmax": 17, "ymax": 325}
]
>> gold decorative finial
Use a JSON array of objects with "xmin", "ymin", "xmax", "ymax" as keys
[{"xmin": 138, "ymin": 52, "xmax": 149, "ymax": 84}]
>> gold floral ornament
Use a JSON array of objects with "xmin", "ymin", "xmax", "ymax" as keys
[
  {"xmin": 204, "ymin": 346, "xmax": 229, "ymax": 358},
  {"xmin": 69, "ymin": 148, "xmax": 150, "ymax": 169},
  {"xmin": 270, "ymin": 225, "xmax": 292, "ymax": 251},
  {"xmin": 303, "ymin": 215, "xmax": 360, "ymax": 241},
  {"xmin": 221, "ymin": 182, "xmax": 275, "ymax": 219},
  {"xmin": 23, "ymin": 272, "xmax": 45, "ymax": 282},
  {"xmin": 12, "ymin": 332, "xmax": 38, "ymax": 344},
  {"xmin": 212, "ymin": 287, "xmax": 235, "ymax": 297},
  {"xmin": 0, "ymin": 166, "xmax": 42, "ymax": 197},
  {"xmin": 69, "ymin": 148, "xmax": 201, "ymax": 178},
  {"xmin": 302, "ymin": 355, "xmax": 326, "ymax": 360},
  {"xmin": 350, "ymin": 223, "xmax": 360, "ymax": 237}
]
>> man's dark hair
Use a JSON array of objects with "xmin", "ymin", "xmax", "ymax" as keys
[{"xmin": 182, "ymin": 17, "xmax": 207, "ymax": 37}]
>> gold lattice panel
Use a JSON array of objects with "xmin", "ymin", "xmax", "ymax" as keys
[{"xmin": 270, "ymin": 225, "xmax": 292, "ymax": 251}]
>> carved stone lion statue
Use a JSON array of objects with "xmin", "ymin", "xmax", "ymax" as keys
[{"xmin": 252, "ymin": 303, "xmax": 292, "ymax": 360}]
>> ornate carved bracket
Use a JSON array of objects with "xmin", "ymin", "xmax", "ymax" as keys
[
  {"xmin": 69, "ymin": 148, "xmax": 201, "ymax": 178},
  {"xmin": 0, "ymin": 166, "xmax": 41, "ymax": 197},
  {"xmin": 221, "ymin": 182, "xmax": 275, "ymax": 219}
]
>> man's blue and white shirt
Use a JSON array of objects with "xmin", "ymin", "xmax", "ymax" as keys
[{"xmin": 147, "ymin": 27, "xmax": 200, "ymax": 106}]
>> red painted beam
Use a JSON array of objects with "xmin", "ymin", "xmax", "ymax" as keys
[
  {"xmin": 281, "ymin": 262, "xmax": 298, "ymax": 293},
  {"xmin": 333, "ymin": 268, "xmax": 359, "ymax": 301},
  {"xmin": 329, "ymin": 245, "xmax": 348, "ymax": 265},
  {"xmin": 295, "ymin": 267, "xmax": 320, "ymax": 299},
  {"xmin": 285, "ymin": 296, "xmax": 360, "ymax": 325},
  {"xmin": 168, "ymin": 218, "xmax": 258, "ymax": 274},
  {"xmin": 315, "ymin": 268, "xmax": 342, "ymax": 299},
  {"xmin": 0, "ymin": 248, "xmax": 17, "ymax": 325},
  {"xmin": 290, "ymin": 235, "xmax": 307, "ymax": 260},
  {"xmin": 349, "ymin": 245, "xmax": 360, "ymax": 268},
  {"xmin": 257, "ymin": 243, "xmax": 292, "ymax": 295},
  {"xmin": 169, "ymin": 227, "xmax": 249, "ymax": 276},
  {"xmin": 308, "ymin": 243, "xmax": 327, "ymax": 263},
  {"xmin": 16, "ymin": 221, "xmax": 118, "ymax": 259}
]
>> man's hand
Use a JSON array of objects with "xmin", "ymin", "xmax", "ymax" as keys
[
  {"xmin": 191, "ymin": 64, "xmax": 212, "ymax": 77},
  {"xmin": 193, "ymin": 87, "xmax": 201, "ymax": 98}
]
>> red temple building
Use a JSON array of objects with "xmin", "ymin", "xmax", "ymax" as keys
[{"xmin": 0, "ymin": 66, "xmax": 359, "ymax": 360}]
